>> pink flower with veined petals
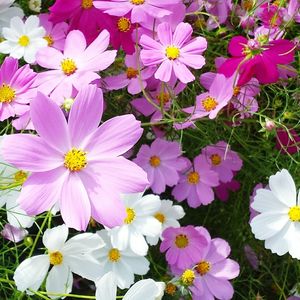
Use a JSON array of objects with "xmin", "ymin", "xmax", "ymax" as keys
[
  {"xmin": 1, "ymin": 85, "xmax": 148, "ymax": 231},
  {"xmin": 160, "ymin": 226, "xmax": 208, "ymax": 270},
  {"xmin": 140, "ymin": 22, "xmax": 207, "ymax": 83},
  {"xmin": 94, "ymin": 0, "xmax": 180, "ymax": 23},
  {"xmin": 133, "ymin": 138, "xmax": 187, "ymax": 194},
  {"xmin": 172, "ymin": 155, "xmax": 219, "ymax": 208},
  {"xmin": 0, "ymin": 57, "xmax": 37, "ymax": 121},
  {"xmin": 35, "ymin": 30, "xmax": 116, "ymax": 99}
]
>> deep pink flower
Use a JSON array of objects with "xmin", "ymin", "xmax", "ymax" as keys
[
  {"xmin": 1, "ymin": 85, "xmax": 148, "ymax": 231},
  {"xmin": 276, "ymin": 128, "xmax": 300, "ymax": 155},
  {"xmin": 172, "ymin": 155, "xmax": 219, "ymax": 208},
  {"xmin": 257, "ymin": 3, "xmax": 284, "ymax": 28},
  {"xmin": 215, "ymin": 178, "xmax": 241, "ymax": 202},
  {"xmin": 35, "ymin": 30, "xmax": 116, "ymax": 99},
  {"xmin": 94, "ymin": 0, "xmax": 180, "ymax": 23},
  {"xmin": 0, "ymin": 57, "xmax": 37, "ymax": 121},
  {"xmin": 160, "ymin": 226, "xmax": 208, "ymax": 270},
  {"xmin": 219, "ymin": 35, "xmax": 295, "ymax": 85},
  {"xmin": 140, "ymin": 22, "xmax": 207, "ymax": 83},
  {"xmin": 133, "ymin": 138, "xmax": 186, "ymax": 194},
  {"xmin": 201, "ymin": 141, "xmax": 243, "ymax": 183}
]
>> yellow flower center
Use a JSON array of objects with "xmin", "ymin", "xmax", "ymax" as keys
[
  {"xmin": 62, "ymin": 97, "xmax": 75, "ymax": 112},
  {"xmin": 210, "ymin": 154, "xmax": 222, "ymax": 166},
  {"xmin": 126, "ymin": 67, "xmax": 138, "ymax": 79},
  {"xmin": 149, "ymin": 155, "xmax": 161, "ymax": 167},
  {"xmin": 64, "ymin": 148, "xmax": 87, "ymax": 172},
  {"xmin": 49, "ymin": 251, "xmax": 63, "ymax": 265},
  {"xmin": 14, "ymin": 170, "xmax": 27, "ymax": 184},
  {"xmin": 61, "ymin": 58, "xmax": 77, "ymax": 76},
  {"xmin": 165, "ymin": 46, "xmax": 180, "ymax": 60},
  {"xmin": 18, "ymin": 35, "xmax": 30, "ymax": 47},
  {"xmin": 44, "ymin": 35, "xmax": 54, "ymax": 47},
  {"xmin": 242, "ymin": 0, "xmax": 254, "ymax": 11},
  {"xmin": 156, "ymin": 92, "xmax": 170, "ymax": 105},
  {"xmin": 175, "ymin": 234, "xmax": 189, "ymax": 249},
  {"xmin": 0, "ymin": 84, "xmax": 16, "ymax": 103},
  {"xmin": 165, "ymin": 283, "xmax": 177, "ymax": 296},
  {"xmin": 181, "ymin": 269, "xmax": 195, "ymax": 286},
  {"xmin": 108, "ymin": 248, "xmax": 121, "ymax": 262},
  {"xmin": 233, "ymin": 86, "xmax": 240, "ymax": 97},
  {"xmin": 130, "ymin": 0, "xmax": 145, "ymax": 4},
  {"xmin": 202, "ymin": 96, "xmax": 218, "ymax": 112},
  {"xmin": 154, "ymin": 212, "xmax": 165, "ymax": 223},
  {"xmin": 288, "ymin": 206, "xmax": 300, "ymax": 222},
  {"xmin": 82, "ymin": 0, "xmax": 93, "ymax": 9},
  {"xmin": 117, "ymin": 17, "xmax": 131, "ymax": 32},
  {"xmin": 124, "ymin": 208, "xmax": 136, "ymax": 224},
  {"xmin": 196, "ymin": 261, "xmax": 211, "ymax": 276},
  {"xmin": 187, "ymin": 171, "xmax": 199, "ymax": 184}
]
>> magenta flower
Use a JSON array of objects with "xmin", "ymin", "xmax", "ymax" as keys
[
  {"xmin": 160, "ymin": 226, "xmax": 208, "ymax": 270},
  {"xmin": 191, "ymin": 227, "xmax": 240, "ymax": 300},
  {"xmin": 134, "ymin": 138, "xmax": 186, "ymax": 194},
  {"xmin": 215, "ymin": 178, "xmax": 241, "ymax": 202},
  {"xmin": 140, "ymin": 22, "xmax": 207, "ymax": 83},
  {"xmin": 0, "ymin": 57, "xmax": 37, "ymax": 121},
  {"xmin": 1, "ymin": 85, "xmax": 148, "ymax": 231},
  {"xmin": 94, "ymin": 0, "xmax": 180, "ymax": 23},
  {"xmin": 257, "ymin": 3, "xmax": 284, "ymax": 28},
  {"xmin": 36, "ymin": 30, "xmax": 116, "ymax": 99},
  {"xmin": 276, "ymin": 128, "xmax": 300, "ymax": 155},
  {"xmin": 219, "ymin": 35, "xmax": 295, "ymax": 85},
  {"xmin": 201, "ymin": 141, "xmax": 243, "ymax": 183},
  {"xmin": 183, "ymin": 74, "xmax": 233, "ymax": 121},
  {"xmin": 172, "ymin": 155, "xmax": 219, "ymax": 208}
]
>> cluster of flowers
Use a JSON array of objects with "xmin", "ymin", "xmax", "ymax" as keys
[{"xmin": 0, "ymin": 0, "xmax": 298, "ymax": 299}]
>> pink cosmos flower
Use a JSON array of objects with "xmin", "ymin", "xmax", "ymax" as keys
[
  {"xmin": 257, "ymin": 3, "xmax": 284, "ymax": 28},
  {"xmin": 201, "ymin": 141, "xmax": 243, "ymax": 183},
  {"xmin": 182, "ymin": 74, "xmax": 234, "ymax": 120},
  {"xmin": 94, "ymin": 0, "xmax": 180, "ymax": 23},
  {"xmin": 205, "ymin": 0, "xmax": 232, "ymax": 30},
  {"xmin": 140, "ymin": 22, "xmax": 207, "ymax": 83},
  {"xmin": 49, "ymin": 0, "xmax": 108, "ymax": 44},
  {"xmin": 39, "ymin": 13, "xmax": 68, "ymax": 50},
  {"xmin": 190, "ymin": 227, "xmax": 240, "ymax": 300},
  {"xmin": 160, "ymin": 226, "xmax": 208, "ymax": 270},
  {"xmin": 133, "ymin": 138, "xmax": 186, "ymax": 194},
  {"xmin": 172, "ymin": 155, "xmax": 219, "ymax": 208},
  {"xmin": 35, "ymin": 30, "xmax": 116, "ymax": 99},
  {"xmin": 1, "ymin": 85, "xmax": 148, "ymax": 231},
  {"xmin": 0, "ymin": 57, "xmax": 37, "ymax": 121},
  {"xmin": 1, "ymin": 224, "xmax": 28, "ymax": 243},
  {"xmin": 219, "ymin": 35, "xmax": 295, "ymax": 85}
]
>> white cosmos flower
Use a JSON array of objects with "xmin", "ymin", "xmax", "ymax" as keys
[
  {"xmin": 94, "ymin": 229, "xmax": 150, "ymax": 289},
  {"xmin": 96, "ymin": 272, "xmax": 165, "ymax": 300},
  {"xmin": 250, "ymin": 169, "xmax": 300, "ymax": 259},
  {"xmin": 14, "ymin": 224, "xmax": 104, "ymax": 297},
  {"xmin": 0, "ymin": 1, "xmax": 24, "ymax": 33},
  {"xmin": 147, "ymin": 199, "xmax": 185, "ymax": 245},
  {"xmin": 0, "ymin": 15, "xmax": 47, "ymax": 63},
  {"xmin": 109, "ymin": 192, "xmax": 162, "ymax": 256}
]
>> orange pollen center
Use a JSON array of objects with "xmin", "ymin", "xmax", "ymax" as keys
[
  {"xmin": 233, "ymin": 86, "xmax": 241, "ymax": 96},
  {"xmin": 210, "ymin": 154, "xmax": 222, "ymax": 166},
  {"xmin": 154, "ymin": 212, "xmax": 165, "ymax": 223},
  {"xmin": 187, "ymin": 171, "xmax": 199, "ymax": 184},
  {"xmin": 61, "ymin": 58, "xmax": 77, "ymax": 76},
  {"xmin": 165, "ymin": 283, "xmax": 177, "ymax": 295},
  {"xmin": 149, "ymin": 155, "xmax": 161, "ymax": 167},
  {"xmin": 44, "ymin": 35, "xmax": 54, "ymax": 46},
  {"xmin": 49, "ymin": 251, "xmax": 63, "ymax": 265},
  {"xmin": 82, "ymin": 0, "xmax": 93, "ymax": 9},
  {"xmin": 202, "ymin": 96, "xmax": 218, "ymax": 112},
  {"xmin": 156, "ymin": 92, "xmax": 170, "ymax": 105},
  {"xmin": 130, "ymin": 0, "xmax": 145, "ymax": 4},
  {"xmin": 175, "ymin": 234, "xmax": 189, "ymax": 248},
  {"xmin": 117, "ymin": 17, "xmax": 131, "ymax": 32},
  {"xmin": 242, "ymin": 0, "xmax": 254, "ymax": 11},
  {"xmin": 0, "ymin": 84, "xmax": 15, "ymax": 103},
  {"xmin": 126, "ymin": 67, "xmax": 138, "ymax": 79},
  {"xmin": 196, "ymin": 261, "xmax": 211, "ymax": 276}
]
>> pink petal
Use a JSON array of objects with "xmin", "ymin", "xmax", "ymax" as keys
[
  {"xmin": 173, "ymin": 61, "xmax": 194, "ymax": 83},
  {"xmin": 173, "ymin": 22, "xmax": 193, "ymax": 48},
  {"xmin": 179, "ymin": 54, "xmax": 205, "ymax": 69},
  {"xmin": 205, "ymin": 275, "xmax": 234, "ymax": 300},
  {"xmin": 36, "ymin": 47, "xmax": 64, "ymax": 70},
  {"xmin": 157, "ymin": 22, "xmax": 173, "ymax": 46},
  {"xmin": 155, "ymin": 60, "xmax": 173, "ymax": 82},
  {"xmin": 63, "ymin": 30, "xmax": 87, "ymax": 58},
  {"xmin": 228, "ymin": 36, "xmax": 248, "ymax": 57},
  {"xmin": 140, "ymin": 34, "xmax": 163, "ymax": 51},
  {"xmin": 210, "ymin": 259, "xmax": 240, "ymax": 280}
]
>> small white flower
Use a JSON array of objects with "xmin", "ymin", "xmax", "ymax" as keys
[
  {"xmin": 0, "ymin": 15, "xmax": 47, "ymax": 63},
  {"xmin": 0, "ymin": 0, "xmax": 24, "ymax": 33},
  {"xmin": 109, "ymin": 192, "xmax": 162, "ymax": 256},
  {"xmin": 28, "ymin": 0, "xmax": 42, "ymax": 13},
  {"xmin": 147, "ymin": 199, "xmax": 185, "ymax": 245},
  {"xmin": 14, "ymin": 225, "xmax": 104, "ymax": 297},
  {"xmin": 250, "ymin": 169, "xmax": 300, "ymax": 259},
  {"xmin": 96, "ymin": 272, "xmax": 165, "ymax": 300},
  {"xmin": 94, "ymin": 229, "xmax": 150, "ymax": 289}
]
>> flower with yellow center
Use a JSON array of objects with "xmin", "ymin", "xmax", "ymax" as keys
[
  {"xmin": 210, "ymin": 154, "xmax": 222, "ymax": 166},
  {"xmin": 49, "ymin": 251, "xmax": 63, "ymax": 265},
  {"xmin": 175, "ymin": 234, "xmax": 189, "ymax": 248},
  {"xmin": 61, "ymin": 58, "xmax": 77, "ymax": 76},
  {"xmin": 149, "ymin": 155, "xmax": 161, "ymax": 167},
  {"xmin": 181, "ymin": 269, "xmax": 195, "ymax": 286},
  {"xmin": 64, "ymin": 148, "xmax": 87, "ymax": 172},
  {"xmin": 154, "ymin": 212, "xmax": 165, "ymax": 224},
  {"xmin": 187, "ymin": 171, "xmax": 200, "ymax": 184},
  {"xmin": 233, "ymin": 86, "xmax": 240, "ymax": 97},
  {"xmin": 165, "ymin": 46, "xmax": 180, "ymax": 60},
  {"xmin": 14, "ymin": 170, "xmax": 28, "ymax": 184},
  {"xmin": 126, "ymin": 67, "xmax": 138, "ymax": 79},
  {"xmin": 165, "ymin": 283, "xmax": 177, "ymax": 295},
  {"xmin": 18, "ymin": 35, "xmax": 30, "ymax": 47},
  {"xmin": 44, "ymin": 35, "xmax": 54, "ymax": 47},
  {"xmin": 288, "ymin": 206, "xmax": 300, "ymax": 222},
  {"xmin": 195, "ymin": 260, "xmax": 211, "ymax": 276},
  {"xmin": 202, "ymin": 96, "xmax": 218, "ymax": 112},
  {"xmin": 108, "ymin": 248, "xmax": 121, "ymax": 262},
  {"xmin": 0, "ymin": 84, "xmax": 15, "ymax": 103},
  {"xmin": 82, "ymin": 0, "xmax": 93, "ymax": 9},
  {"xmin": 117, "ymin": 17, "xmax": 131, "ymax": 32},
  {"xmin": 124, "ymin": 207, "xmax": 136, "ymax": 224},
  {"xmin": 130, "ymin": 0, "xmax": 145, "ymax": 4}
]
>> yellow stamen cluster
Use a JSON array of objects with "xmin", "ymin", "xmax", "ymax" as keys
[
  {"xmin": 149, "ymin": 155, "xmax": 161, "ymax": 167},
  {"xmin": 154, "ymin": 212, "xmax": 165, "ymax": 223},
  {"xmin": 130, "ymin": 0, "xmax": 145, "ymax": 4},
  {"xmin": 108, "ymin": 248, "xmax": 121, "ymax": 262},
  {"xmin": 181, "ymin": 269, "xmax": 195, "ymax": 286},
  {"xmin": 82, "ymin": 0, "xmax": 93, "ymax": 9},
  {"xmin": 64, "ymin": 148, "xmax": 87, "ymax": 172},
  {"xmin": 117, "ymin": 17, "xmax": 131, "ymax": 32},
  {"xmin": 49, "ymin": 251, "xmax": 63, "ymax": 265},
  {"xmin": 44, "ymin": 35, "xmax": 54, "ymax": 47},
  {"xmin": 0, "ymin": 84, "xmax": 16, "ymax": 103},
  {"xmin": 14, "ymin": 171, "xmax": 28, "ymax": 184},
  {"xmin": 61, "ymin": 58, "xmax": 77, "ymax": 76},
  {"xmin": 124, "ymin": 208, "xmax": 136, "ymax": 224},
  {"xmin": 233, "ymin": 86, "xmax": 241, "ymax": 97},
  {"xmin": 165, "ymin": 283, "xmax": 177, "ymax": 295},
  {"xmin": 126, "ymin": 67, "xmax": 138, "ymax": 79},
  {"xmin": 288, "ymin": 206, "xmax": 300, "ymax": 222},
  {"xmin": 187, "ymin": 171, "xmax": 199, "ymax": 185},
  {"xmin": 18, "ymin": 35, "xmax": 30, "ymax": 47},
  {"xmin": 210, "ymin": 154, "xmax": 222, "ymax": 166},
  {"xmin": 196, "ymin": 260, "xmax": 211, "ymax": 276},
  {"xmin": 202, "ymin": 96, "xmax": 218, "ymax": 112},
  {"xmin": 175, "ymin": 234, "xmax": 189, "ymax": 248},
  {"xmin": 165, "ymin": 46, "xmax": 180, "ymax": 60}
]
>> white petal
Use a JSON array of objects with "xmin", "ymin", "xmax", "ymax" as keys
[
  {"xmin": 43, "ymin": 224, "xmax": 68, "ymax": 252},
  {"xmin": 110, "ymin": 226, "xmax": 129, "ymax": 251},
  {"xmin": 46, "ymin": 264, "xmax": 73, "ymax": 298},
  {"xmin": 14, "ymin": 255, "xmax": 49, "ymax": 292},
  {"xmin": 268, "ymin": 169, "xmax": 296, "ymax": 207},
  {"xmin": 23, "ymin": 47, "xmax": 37, "ymax": 63},
  {"xmin": 114, "ymin": 261, "xmax": 134, "ymax": 289},
  {"xmin": 124, "ymin": 279, "xmax": 159, "ymax": 300},
  {"xmin": 129, "ymin": 230, "xmax": 149, "ymax": 256},
  {"xmin": 125, "ymin": 256, "xmax": 150, "ymax": 275},
  {"xmin": 24, "ymin": 16, "xmax": 40, "ymax": 33},
  {"xmin": 288, "ymin": 222, "xmax": 300, "ymax": 259},
  {"xmin": 95, "ymin": 272, "xmax": 117, "ymax": 300},
  {"xmin": 134, "ymin": 194, "xmax": 161, "ymax": 216},
  {"xmin": 134, "ymin": 217, "xmax": 161, "ymax": 237}
]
